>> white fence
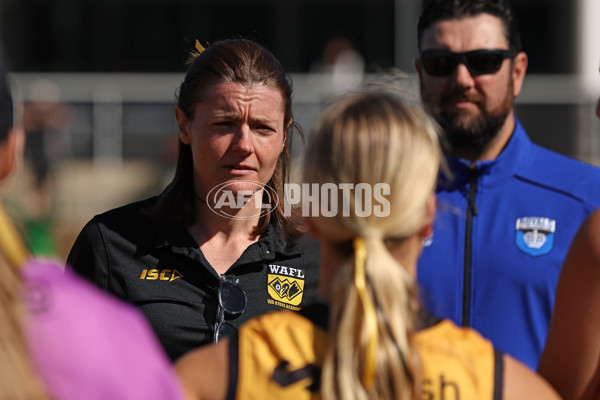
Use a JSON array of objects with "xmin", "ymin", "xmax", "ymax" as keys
[{"xmin": 9, "ymin": 71, "xmax": 600, "ymax": 165}]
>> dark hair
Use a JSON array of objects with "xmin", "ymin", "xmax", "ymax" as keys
[
  {"xmin": 0, "ymin": 51, "xmax": 13, "ymax": 142},
  {"xmin": 417, "ymin": 0, "xmax": 521, "ymax": 52},
  {"xmin": 152, "ymin": 38, "xmax": 303, "ymax": 237}
]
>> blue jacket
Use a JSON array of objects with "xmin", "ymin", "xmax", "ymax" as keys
[{"xmin": 417, "ymin": 118, "xmax": 600, "ymax": 370}]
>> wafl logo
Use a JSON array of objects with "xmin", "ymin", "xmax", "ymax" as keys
[
  {"xmin": 206, "ymin": 181, "xmax": 278, "ymax": 220},
  {"xmin": 515, "ymin": 217, "xmax": 556, "ymax": 257},
  {"xmin": 266, "ymin": 264, "xmax": 305, "ymax": 311}
]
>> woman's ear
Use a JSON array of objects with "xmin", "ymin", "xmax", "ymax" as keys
[
  {"xmin": 282, "ymin": 120, "xmax": 291, "ymax": 152},
  {"xmin": 426, "ymin": 193, "xmax": 436, "ymax": 218},
  {"xmin": 175, "ymin": 107, "xmax": 192, "ymax": 145},
  {"xmin": 420, "ymin": 194, "xmax": 437, "ymax": 241},
  {"xmin": 421, "ymin": 223, "xmax": 433, "ymax": 243}
]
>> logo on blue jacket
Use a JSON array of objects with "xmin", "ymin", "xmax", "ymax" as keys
[{"xmin": 515, "ymin": 217, "xmax": 556, "ymax": 256}]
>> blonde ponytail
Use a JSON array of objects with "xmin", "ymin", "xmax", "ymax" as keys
[
  {"xmin": 304, "ymin": 91, "xmax": 442, "ymax": 400},
  {"xmin": 321, "ymin": 234, "xmax": 420, "ymax": 400}
]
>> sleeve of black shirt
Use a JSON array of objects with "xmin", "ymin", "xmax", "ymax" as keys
[{"xmin": 66, "ymin": 217, "xmax": 110, "ymax": 290}]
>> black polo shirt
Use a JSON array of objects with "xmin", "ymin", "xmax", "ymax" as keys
[{"xmin": 67, "ymin": 196, "xmax": 320, "ymax": 361}]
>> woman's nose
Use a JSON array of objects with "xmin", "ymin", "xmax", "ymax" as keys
[{"xmin": 231, "ymin": 125, "xmax": 253, "ymax": 153}]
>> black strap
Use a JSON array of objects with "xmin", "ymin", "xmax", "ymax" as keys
[{"xmin": 493, "ymin": 349, "xmax": 504, "ymax": 400}]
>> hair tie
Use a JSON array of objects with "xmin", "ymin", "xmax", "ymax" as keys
[
  {"xmin": 195, "ymin": 40, "xmax": 206, "ymax": 54},
  {"xmin": 353, "ymin": 236, "xmax": 378, "ymax": 390}
]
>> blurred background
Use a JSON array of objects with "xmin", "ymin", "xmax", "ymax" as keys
[{"xmin": 0, "ymin": 0, "xmax": 598, "ymax": 259}]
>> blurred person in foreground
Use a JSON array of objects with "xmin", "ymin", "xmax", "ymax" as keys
[
  {"xmin": 175, "ymin": 91, "xmax": 560, "ymax": 400},
  {"xmin": 537, "ymin": 96, "xmax": 600, "ymax": 399},
  {"xmin": 414, "ymin": 0, "xmax": 600, "ymax": 370},
  {"xmin": 67, "ymin": 38, "xmax": 320, "ymax": 361},
  {"xmin": 0, "ymin": 54, "xmax": 184, "ymax": 399}
]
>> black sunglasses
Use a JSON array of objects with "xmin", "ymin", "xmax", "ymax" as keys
[
  {"xmin": 213, "ymin": 277, "xmax": 247, "ymax": 343},
  {"xmin": 420, "ymin": 49, "xmax": 518, "ymax": 77}
]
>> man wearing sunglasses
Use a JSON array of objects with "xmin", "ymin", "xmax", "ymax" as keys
[{"xmin": 414, "ymin": 0, "xmax": 600, "ymax": 371}]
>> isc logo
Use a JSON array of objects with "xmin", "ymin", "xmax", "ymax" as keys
[{"xmin": 140, "ymin": 269, "xmax": 183, "ymax": 282}]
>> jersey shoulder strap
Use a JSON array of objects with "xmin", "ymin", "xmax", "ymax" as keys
[
  {"xmin": 415, "ymin": 319, "xmax": 503, "ymax": 400},
  {"xmin": 231, "ymin": 310, "xmax": 326, "ymax": 400}
]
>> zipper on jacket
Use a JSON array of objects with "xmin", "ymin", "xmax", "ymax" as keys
[{"xmin": 462, "ymin": 168, "xmax": 479, "ymax": 327}]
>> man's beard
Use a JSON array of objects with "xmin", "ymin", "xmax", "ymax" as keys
[{"xmin": 425, "ymin": 81, "xmax": 514, "ymax": 152}]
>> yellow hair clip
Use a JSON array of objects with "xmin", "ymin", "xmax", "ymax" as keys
[
  {"xmin": 195, "ymin": 39, "xmax": 206, "ymax": 54},
  {"xmin": 353, "ymin": 236, "xmax": 378, "ymax": 390}
]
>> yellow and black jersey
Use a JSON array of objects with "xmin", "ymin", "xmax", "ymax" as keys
[{"xmin": 226, "ymin": 303, "xmax": 503, "ymax": 400}]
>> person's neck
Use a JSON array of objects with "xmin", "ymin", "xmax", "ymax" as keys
[
  {"xmin": 451, "ymin": 113, "xmax": 516, "ymax": 166},
  {"xmin": 317, "ymin": 241, "xmax": 350, "ymax": 303},
  {"xmin": 189, "ymin": 202, "xmax": 263, "ymax": 275},
  {"xmin": 191, "ymin": 202, "xmax": 261, "ymax": 243}
]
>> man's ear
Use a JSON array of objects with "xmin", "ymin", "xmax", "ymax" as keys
[
  {"xmin": 512, "ymin": 51, "xmax": 528, "ymax": 98},
  {"xmin": 0, "ymin": 127, "xmax": 20, "ymax": 182},
  {"xmin": 175, "ymin": 107, "xmax": 192, "ymax": 145}
]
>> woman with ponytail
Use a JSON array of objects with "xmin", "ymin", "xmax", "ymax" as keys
[{"xmin": 176, "ymin": 91, "xmax": 560, "ymax": 399}]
